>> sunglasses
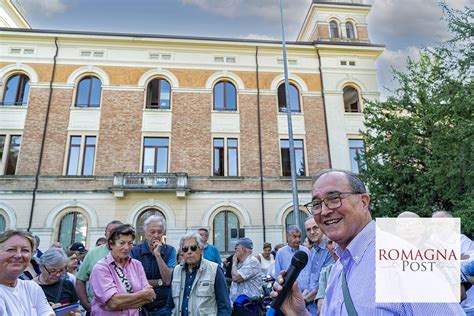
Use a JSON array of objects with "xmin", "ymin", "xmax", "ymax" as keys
[{"xmin": 181, "ymin": 245, "xmax": 198, "ymax": 253}]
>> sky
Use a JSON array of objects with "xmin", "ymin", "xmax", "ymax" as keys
[{"xmin": 16, "ymin": 0, "xmax": 471, "ymax": 100}]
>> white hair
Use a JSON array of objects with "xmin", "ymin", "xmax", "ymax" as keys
[{"xmin": 143, "ymin": 214, "xmax": 166, "ymax": 232}]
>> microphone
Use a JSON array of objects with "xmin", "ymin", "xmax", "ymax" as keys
[{"xmin": 266, "ymin": 250, "xmax": 309, "ymax": 315}]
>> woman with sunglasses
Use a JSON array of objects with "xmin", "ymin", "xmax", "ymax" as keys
[
  {"xmin": 0, "ymin": 230, "xmax": 54, "ymax": 315},
  {"xmin": 89, "ymin": 224, "xmax": 156, "ymax": 315},
  {"xmin": 34, "ymin": 247, "xmax": 80, "ymax": 312}
]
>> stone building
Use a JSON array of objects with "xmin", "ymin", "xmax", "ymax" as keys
[{"xmin": 0, "ymin": 0, "xmax": 383, "ymax": 253}]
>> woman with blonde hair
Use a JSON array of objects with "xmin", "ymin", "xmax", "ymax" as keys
[{"xmin": 0, "ymin": 230, "xmax": 54, "ymax": 315}]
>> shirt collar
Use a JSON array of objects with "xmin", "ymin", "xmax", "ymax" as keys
[
  {"xmin": 335, "ymin": 220, "xmax": 375, "ymax": 265},
  {"xmin": 106, "ymin": 252, "xmax": 132, "ymax": 266},
  {"xmin": 313, "ymin": 239, "xmax": 327, "ymax": 251}
]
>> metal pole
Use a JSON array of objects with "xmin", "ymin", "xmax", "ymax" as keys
[{"xmin": 279, "ymin": 0, "xmax": 300, "ymax": 229}]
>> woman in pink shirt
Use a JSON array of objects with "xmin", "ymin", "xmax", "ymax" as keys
[{"xmin": 89, "ymin": 224, "xmax": 156, "ymax": 315}]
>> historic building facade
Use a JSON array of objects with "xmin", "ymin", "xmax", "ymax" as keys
[{"xmin": 0, "ymin": 0, "xmax": 383, "ymax": 253}]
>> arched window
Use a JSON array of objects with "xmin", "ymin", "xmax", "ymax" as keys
[
  {"xmin": 343, "ymin": 86, "xmax": 361, "ymax": 112},
  {"xmin": 213, "ymin": 81, "xmax": 236, "ymax": 111},
  {"xmin": 2, "ymin": 74, "xmax": 30, "ymax": 106},
  {"xmin": 213, "ymin": 210, "xmax": 241, "ymax": 253},
  {"xmin": 75, "ymin": 76, "xmax": 102, "ymax": 108},
  {"xmin": 278, "ymin": 83, "xmax": 300, "ymax": 112},
  {"xmin": 285, "ymin": 209, "xmax": 310, "ymax": 241},
  {"xmin": 58, "ymin": 211, "xmax": 88, "ymax": 248},
  {"xmin": 329, "ymin": 21, "xmax": 340, "ymax": 38},
  {"xmin": 346, "ymin": 22, "xmax": 356, "ymax": 39},
  {"xmin": 135, "ymin": 208, "xmax": 165, "ymax": 244},
  {"xmin": 0, "ymin": 214, "xmax": 5, "ymax": 232},
  {"xmin": 146, "ymin": 78, "xmax": 171, "ymax": 109}
]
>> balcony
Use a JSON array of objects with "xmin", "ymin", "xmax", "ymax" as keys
[{"xmin": 112, "ymin": 172, "xmax": 190, "ymax": 198}]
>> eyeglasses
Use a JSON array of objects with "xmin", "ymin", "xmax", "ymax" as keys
[
  {"xmin": 181, "ymin": 245, "xmax": 198, "ymax": 253},
  {"xmin": 304, "ymin": 192, "xmax": 362, "ymax": 215},
  {"xmin": 43, "ymin": 266, "xmax": 66, "ymax": 275}
]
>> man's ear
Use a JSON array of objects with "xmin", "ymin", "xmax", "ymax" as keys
[{"xmin": 361, "ymin": 193, "xmax": 370, "ymax": 210}]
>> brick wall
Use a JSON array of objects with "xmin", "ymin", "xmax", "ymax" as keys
[
  {"xmin": 169, "ymin": 92, "xmax": 212, "ymax": 176},
  {"xmin": 94, "ymin": 90, "xmax": 144, "ymax": 175},
  {"xmin": 356, "ymin": 26, "xmax": 369, "ymax": 41},
  {"xmin": 303, "ymin": 96, "xmax": 330, "ymax": 173},
  {"xmin": 40, "ymin": 89, "xmax": 73, "ymax": 175},
  {"xmin": 16, "ymin": 87, "xmax": 50, "ymax": 175}
]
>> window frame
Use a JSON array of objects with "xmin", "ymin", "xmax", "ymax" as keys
[
  {"xmin": 280, "ymin": 139, "xmax": 306, "ymax": 177},
  {"xmin": 0, "ymin": 134, "xmax": 22, "ymax": 175},
  {"xmin": 213, "ymin": 80, "xmax": 237, "ymax": 111},
  {"xmin": 142, "ymin": 137, "xmax": 169, "ymax": 173},
  {"xmin": 345, "ymin": 21, "xmax": 356, "ymax": 39},
  {"xmin": 65, "ymin": 135, "xmax": 97, "ymax": 176},
  {"xmin": 277, "ymin": 83, "xmax": 301, "ymax": 113},
  {"xmin": 57, "ymin": 211, "xmax": 88, "ymax": 248},
  {"xmin": 74, "ymin": 75, "xmax": 102, "ymax": 108},
  {"xmin": 1, "ymin": 73, "xmax": 30, "ymax": 106},
  {"xmin": 284, "ymin": 209, "xmax": 311, "ymax": 241},
  {"xmin": 212, "ymin": 210, "xmax": 241, "ymax": 254},
  {"xmin": 145, "ymin": 78, "xmax": 171, "ymax": 110},
  {"xmin": 343, "ymin": 85, "xmax": 361, "ymax": 113},
  {"xmin": 349, "ymin": 139, "xmax": 366, "ymax": 174},
  {"xmin": 212, "ymin": 137, "xmax": 239, "ymax": 177},
  {"xmin": 329, "ymin": 20, "xmax": 340, "ymax": 39}
]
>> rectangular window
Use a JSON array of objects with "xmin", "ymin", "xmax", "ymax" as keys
[
  {"xmin": 280, "ymin": 139, "xmax": 305, "ymax": 177},
  {"xmin": 66, "ymin": 136, "xmax": 96, "ymax": 176},
  {"xmin": 213, "ymin": 138, "xmax": 224, "ymax": 176},
  {"xmin": 5, "ymin": 135, "xmax": 21, "ymax": 175},
  {"xmin": 349, "ymin": 139, "xmax": 365, "ymax": 174},
  {"xmin": 213, "ymin": 138, "xmax": 238, "ymax": 177},
  {"xmin": 142, "ymin": 137, "xmax": 169, "ymax": 173},
  {"xmin": 82, "ymin": 136, "xmax": 96, "ymax": 176},
  {"xmin": 227, "ymin": 138, "xmax": 238, "ymax": 176},
  {"xmin": 0, "ymin": 135, "xmax": 5, "ymax": 164}
]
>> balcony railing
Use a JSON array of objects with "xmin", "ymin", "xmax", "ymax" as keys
[{"xmin": 112, "ymin": 172, "xmax": 189, "ymax": 196}]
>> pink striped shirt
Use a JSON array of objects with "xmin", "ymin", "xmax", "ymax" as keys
[{"xmin": 89, "ymin": 252, "xmax": 149, "ymax": 315}]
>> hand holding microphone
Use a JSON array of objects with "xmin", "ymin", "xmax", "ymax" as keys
[{"xmin": 268, "ymin": 250, "xmax": 310, "ymax": 316}]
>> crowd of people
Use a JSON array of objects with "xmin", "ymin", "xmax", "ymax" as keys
[{"xmin": 0, "ymin": 169, "xmax": 473, "ymax": 315}]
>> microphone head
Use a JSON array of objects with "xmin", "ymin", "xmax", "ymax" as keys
[{"xmin": 291, "ymin": 250, "xmax": 308, "ymax": 269}]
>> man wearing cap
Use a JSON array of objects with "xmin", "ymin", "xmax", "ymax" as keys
[
  {"xmin": 229, "ymin": 237, "xmax": 262, "ymax": 302},
  {"xmin": 69, "ymin": 242, "xmax": 88, "ymax": 267}
]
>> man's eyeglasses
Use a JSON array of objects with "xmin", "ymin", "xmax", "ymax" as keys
[
  {"xmin": 43, "ymin": 266, "xmax": 66, "ymax": 275},
  {"xmin": 304, "ymin": 192, "xmax": 362, "ymax": 215},
  {"xmin": 181, "ymin": 245, "xmax": 198, "ymax": 253}
]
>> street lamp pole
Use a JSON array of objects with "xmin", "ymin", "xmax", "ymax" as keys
[{"xmin": 279, "ymin": 0, "xmax": 300, "ymax": 229}]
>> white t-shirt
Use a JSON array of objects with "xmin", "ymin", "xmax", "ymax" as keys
[{"xmin": 0, "ymin": 279, "xmax": 54, "ymax": 316}]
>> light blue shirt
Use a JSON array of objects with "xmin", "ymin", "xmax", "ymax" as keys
[
  {"xmin": 203, "ymin": 244, "xmax": 222, "ymax": 265},
  {"xmin": 274, "ymin": 245, "xmax": 311, "ymax": 291},
  {"xmin": 322, "ymin": 220, "xmax": 465, "ymax": 315},
  {"xmin": 300, "ymin": 239, "xmax": 334, "ymax": 292}
]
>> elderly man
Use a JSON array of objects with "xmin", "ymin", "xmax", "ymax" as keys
[
  {"xmin": 274, "ymin": 225, "xmax": 311, "ymax": 289},
  {"xmin": 272, "ymin": 169, "xmax": 465, "ymax": 315},
  {"xmin": 197, "ymin": 228, "xmax": 222, "ymax": 265},
  {"xmin": 229, "ymin": 237, "xmax": 262, "ymax": 302},
  {"xmin": 166, "ymin": 232, "xmax": 231, "ymax": 315},
  {"xmin": 76, "ymin": 220, "xmax": 123, "ymax": 314},
  {"xmin": 299, "ymin": 217, "xmax": 333, "ymax": 315},
  {"xmin": 131, "ymin": 215, "xmax": 176, "ymax": 315}
]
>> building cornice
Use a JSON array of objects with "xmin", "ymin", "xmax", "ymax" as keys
[{"xmin": 0, "ymin": 27, "xmax": 385, "ymax": 50}]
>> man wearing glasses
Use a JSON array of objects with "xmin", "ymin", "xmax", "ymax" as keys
[
  {"xmin": 272, "ymin": 169, "xmax": 465, "ymax": 315},
  {"xmin": 166, "ymin": 232, "xmax": 231, "ymax": 315}
]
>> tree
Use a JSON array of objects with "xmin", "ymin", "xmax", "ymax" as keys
[{"xmin": 360, "ymin": 4, "xmax": 473, "ymax": 236}]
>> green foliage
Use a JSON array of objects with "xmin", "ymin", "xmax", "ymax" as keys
[{"xmin": 360, "ymin": 4, "xmax": 473, "ymax": 236}]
